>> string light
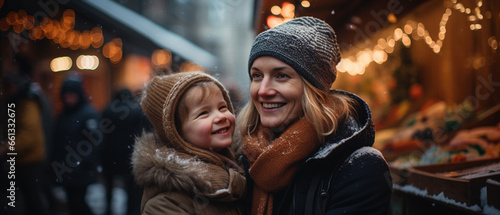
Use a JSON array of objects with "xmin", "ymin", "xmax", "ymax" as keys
[
  {"xmin": 337, "ymin": 0, "xmax": 496, "ymax": 76},
  {"xmin": 0, "ymin": 9, "xmax": 123, "ymax": 64},
  {"xmin": 103, "ymin": 38, "xmax": 123, "ymax": 64}
]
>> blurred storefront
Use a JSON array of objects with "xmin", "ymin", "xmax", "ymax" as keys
[
  {"xmin": 0, "ymin": 1, "xmax": 253, "ymax": 214},
  {"xmin": 2, "ymin": 0, "xmax": 499, "ymax": 214},
  {"xmin": 0, "ymin": 0, "xmax": 251, "ymax": 115},
  {"xmin": 253, "ymin": 0, "xmax": 499, "ymax": 214}
]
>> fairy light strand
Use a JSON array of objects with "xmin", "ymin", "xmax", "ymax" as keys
[{"xmin": 337, "ymin": 0, "xmax": 497, "ymax": 75}]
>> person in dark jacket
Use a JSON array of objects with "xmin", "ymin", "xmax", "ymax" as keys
[
  {"xmin": 101, "ymin": 88, "xmax": 150, "ymax": 215},
  {"xmin": 236, "ymin": 16, "xmax": 392, "ymax": 215},
  {"xmin": 52, "ymin": 74, "xmax": 100, "ymax": 215},
  {"xmin": 1, "ymin": 72, "xmax": 50, "ymax": 215}
]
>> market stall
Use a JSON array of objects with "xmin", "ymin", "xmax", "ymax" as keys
[{"xmin": 254, "ymin": 0, "xmax": 499, "ymax": 214}]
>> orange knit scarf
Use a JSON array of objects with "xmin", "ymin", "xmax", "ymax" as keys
[{"xmin": 243, "ymin": 118, "xmax": 321, "ymax": 215}]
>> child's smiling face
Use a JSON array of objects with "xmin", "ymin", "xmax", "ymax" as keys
[{"xmin": 179, "ymin": 83, "xmax": 235, "ymax": 152}]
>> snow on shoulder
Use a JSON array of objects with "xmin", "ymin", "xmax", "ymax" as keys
[{"xmin": 346, "ymin": 146, "xmax": 384, "ymax": 164}]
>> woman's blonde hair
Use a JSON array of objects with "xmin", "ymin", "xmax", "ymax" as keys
[{"xmin": 236, "ymin": 77, "xmax": 356, "ymax": 144}]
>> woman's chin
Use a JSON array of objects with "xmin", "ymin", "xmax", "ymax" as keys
[{"xmin": 260, "ymin": 119, "xmax": 287, "ymax": 129}]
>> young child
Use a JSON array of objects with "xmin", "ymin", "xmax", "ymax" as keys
[{"xmin": 131, "ymin": 72, "xmax": 245, "ymax": 214}]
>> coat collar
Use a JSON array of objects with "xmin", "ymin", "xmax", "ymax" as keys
[{"xmin": 308, "ymin": 90, "xmax": 375, "ymax": 161}]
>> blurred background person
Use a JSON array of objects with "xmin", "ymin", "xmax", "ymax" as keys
[
  {"xmin": 52, "ymin": 74, "xmax": 100, "ymax": 215},
  {"xmin": 101, "ymin": 87, "xmax": 151, "ymax": 215},
  {"xmin": 1, "ymin": 71, "xmax": 49, "ymax": 215}
]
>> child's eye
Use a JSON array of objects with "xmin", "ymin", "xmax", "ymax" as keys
[
  {"xmin": 219, "ymin": 105, "xmax": 228, "ymax": 111},
  {"xmin": 197, "ymin": 111, "xmax": 209, "ymax": 118}
]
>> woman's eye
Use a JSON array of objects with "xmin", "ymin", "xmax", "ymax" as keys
[
  {"xmin": 251, "ymin": 73, "xmax": 262, "ymax": 80},
  {"xmin": 277, "ymin": 73, "xmax": 289, "ymax": 79}
]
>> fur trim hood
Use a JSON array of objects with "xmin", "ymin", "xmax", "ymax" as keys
[{"xmin": 132, "ymin": 132, "xmax": 245, "ymax": 200}]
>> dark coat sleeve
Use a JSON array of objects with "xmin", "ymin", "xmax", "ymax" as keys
[{"xmin": 326, "ymin": 148, "xmax": 392, "ymax": 215}]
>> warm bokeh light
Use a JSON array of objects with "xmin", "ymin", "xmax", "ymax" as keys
[
  {"xmin": 121, "ymin": 55, "xmax": 153, "ymax": 93},
  {"xmin": 29, "ymin": 26, "xmax": 43, "ymax": 40},
  {"xmin": 0, "ymin": 8, "xmax": 126, "ymax": 65},
  {"xmin": 61, "ymin": 9, "xmax": 75, "ymax": 31},
  {"xmin": 151, "ymin": 49, "xmax": 172, "ymax": 69},
  {"xmin": 50, "ymin": 56, "xmax": 72, "ymax": 72},
  {"xmin": 0, "ymin": 18, "xmax": 8, "ymax": 31},
  {"xmin": 394, "ymin": 28, "xmax": 403, "ymax": 41},
  {"xmin": 357, "ymin": 50, "xmax": 372, "ymax": 66},
  {"xmin": 387, "ymin": 13, "xmax": 398, "ymax": 23},
  {"xmin": 266, "ymin": 16, "xmax": 283, "ymax": 29},
  {"xmin": 404, "ymin": 24, "xmax": 413, "ymax": 34},
  {"xmin": 76, "ymin": 55, "xmax": 99, "ymax": 70},
  {"xmin": 488, "ymin": 36, "xmax": 498, "ymax": 51},
  {"xmin": 180, "ymin": 61, "xmax": 205, "ymax": 73},
  {"xmin": 270, "ymin": 5, "xmax": 281, "ymax": 16},
  {"xmin": 91, "ymin": 27, "xmax": 104, "ymax": 48},
  {"xmin": 266, "ymin": 1, "xmax": 295, "ymax": 29},
  {"xmin": 281, "ymin": 2, "xmax": 295, "ymax": 19},
  {"xmin": 22, "ymin": 15, "xmax": 34, "ymax": 30},
  {"xmin": 301, "ymin": 1, "xmax": 310, "ymax": 8},
  {"xmin": 372, "ymin": 50, "xmax": 387, "ymax": 64},
  {"xmin": 402, "ymin": 34, "xmax": 411, "ymax": 47},
  {"xmin": 6, "ymin": 11, "xmax": 16, "ymax": 25},
  {"xmin": 336, "ymin": 0, "xmax": 494, "ymax": 76},
  {"xmin": 80, "ymin": 30, "xmax": 92, "ymax": 49},
  {"xmin": 103, "ymin": 38, "xmax": 123, "ymax": 64}
]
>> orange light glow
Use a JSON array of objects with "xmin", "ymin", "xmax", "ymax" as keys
[
  {"xmin": 103, "ymin": 38, "xmax": 123, "ymax": 64},
  {"xmin": 6, "ymin": 11, "xmax": 16, "ymax": 25},
  {"xmin": 281, "ymin": 2, "xmax": 295, "ymax": 19},
  {"xmin": 121, "ymin": 55, "xmax": 153, "ymax": 93},
  {"xmin": 22, "ymin": 15, "xmax": 35, "ymax": 30},
  {"xmin": 301, "ymin": 1, "xmax": 310, "ymax": 8},
  {"xmin": 267, "ymin": 16, "xmax": 283, "ymax": 29},
  {"xmin": 180, "ymin": 61, "xmax": 205, "ymax": 73},
  {"xmin": 29, "ymin": 26, "xmax": 43, "ymax": 40},
  {"xmin": 0, "ymin": 18, "xmax": 9, "ymax": 31},
  {"xmin": 151, "ymin": 49, "xmax": 172, "ymax": 68},
  {"xmin": 80, "ymin": 30, "xmax": 92, "ymax": 49},
  {"xmin": 270, "ymin": 5, "xmax": 281, "ymax": 15}
]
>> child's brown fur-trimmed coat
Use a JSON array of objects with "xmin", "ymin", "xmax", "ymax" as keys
[{"xmin": 132, "ymin": 132, "xmax": 245, "ymax": 215}]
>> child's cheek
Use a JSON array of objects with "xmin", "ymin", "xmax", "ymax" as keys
[{"xmin": 201, "ymin": 120, "xmax": 215, "ymax": 135}]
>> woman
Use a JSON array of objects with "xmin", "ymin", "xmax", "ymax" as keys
[{"xmin": 236, "ymin": 17, "xmax": 392, "ymax": 215}]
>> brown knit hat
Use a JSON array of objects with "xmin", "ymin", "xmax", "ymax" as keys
[{"xmin": 141, "ymin": 71, "xmax": 235, "ymax": 166}]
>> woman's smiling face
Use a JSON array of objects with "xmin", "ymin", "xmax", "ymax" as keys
[{"xmin": 250, "ymin": 56, "xmax": 304, "ymax": 129}]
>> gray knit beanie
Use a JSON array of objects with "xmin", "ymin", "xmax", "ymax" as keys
[{"xmin": 248, "ymin": 16, "xmax": 341, "ymax": 91}]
